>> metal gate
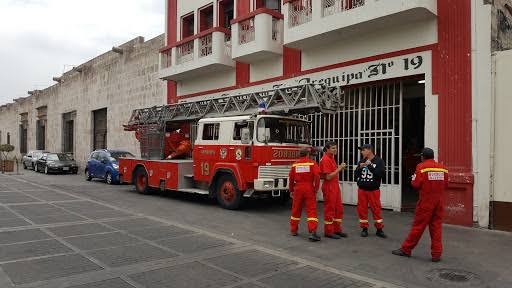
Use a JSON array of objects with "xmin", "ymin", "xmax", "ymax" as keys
[{"xmin": 308, "ymin": 81, "xmax": 402, "ymax": 211}]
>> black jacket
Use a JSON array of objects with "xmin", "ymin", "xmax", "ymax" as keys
[{"xmin": 355, "ymin": 156, "xmax": 386, "ymax": 191}]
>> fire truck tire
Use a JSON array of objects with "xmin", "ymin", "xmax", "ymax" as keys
[
  {"xmin": 216, "ymin": 174, "xmax": 243, "ymax": 210},
  {"xmin": 134, "ymin": 167, "xmax": 152, "ymax": 195}
]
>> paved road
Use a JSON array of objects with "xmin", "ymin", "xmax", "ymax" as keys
[{"xmin": 0, "ymin": 170, "xmax": 511, "ymax": 288}]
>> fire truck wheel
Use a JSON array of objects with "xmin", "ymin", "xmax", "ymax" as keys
[
  {"xmin": 216, "ymin": 174, "xmax": 243, "ymax": 210},
  {"xmin": 134, "ymin": 167, "xmax": 152, "ymax": 195}
]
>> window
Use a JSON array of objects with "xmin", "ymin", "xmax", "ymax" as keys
[
  {"xmin": 202, "ymin": 123, "xmax": 220, "ymax": 141},
  {"xmin": 182, "ymin": 13, "xmax": 195, "ymax": 39},
  {"xmin": 199, "ymin": 5, "xmax": 214, "ymax": 32},
  {"xmin": 218, "ymin": 0, "xmax": 234, "ymax": 29},
  {"xmin": 233, "ymin": 121, "xmax": 254, "ymax": 141},
  {"xmin": 256, "ymin": 0, "xmax": 281, "ymax": 12},
  {"xmin": 7, "ymin": 132, "xmax": 10, "ymax": 145}
]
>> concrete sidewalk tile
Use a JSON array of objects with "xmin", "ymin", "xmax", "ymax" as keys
[
  {"xmin": 30, "ymin": 213, "xmax": 87, "ymax": 225},
  {"xmin": 0, "ymin": 254, "xmax": 103, "ymax": 285},
  {"xmin": 66, "ymin": 278, "xmax": 135, "ymax": 288},
  {"xmin": 0, "ymin": 217, "xmax": 31, "ymax": 228},
  {"xmin": 23, "ymin": 190, "xmax": 78, "ymax": 201},
  {"xmin": 126, "ymin": 225, "xmax": 196, "ymax": 241},
  {"xmin": 63, "ymin": 232, "xmax": 141, "ymax": 251},
  {"xmin": 259, "ymin": 266, "xmax": 374, "ymax": 288},
  {"xmin": 0, "ymin": 229, "xmax": 51, "ymax": 245},
  {"xmin": 87, "ymin": 243, "xmax": 179, "ymax": 267},
  {"xmin": 104, "ymin": 218, "xmax": 167, "ymax": 231},
  {"xmin": 48, "ymin": 223, "xmax": 114, "ymax": 238},
  {"xmin": 0, "ymin": 239, "xmax": 72, "ymax": 262},
  {"xmin": 156, "ymin": 234, "xmax": 232, "ymax": 254},
  {"xmin": 0, "ymin": 193, "xmax": 41, "ymax": 204},
  {"xmin": 205, "ymin": 250, "xmax": 297, "ymax": 278},
  {"xmin": 55, "ymin": 201, "xmax": 114, "ymax": 212},
  {"xmin": 129, "ymin": 261, "xmax": 241, "ymax": 288},
  {"xmin": 75, "ymin": 209, "xmax": 132, "ymax": 220},
  {"xmin": 10, "ymin": 203, "xmax": 69, "ymax": 217}
]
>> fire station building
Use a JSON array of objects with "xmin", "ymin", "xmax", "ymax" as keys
[
  {"xmin": 1, "ymin": 1, "xmax": 512, "ymax": 231},
  {"xmin": 158, "ymin": 0, "xmax": 509, "ymax": 229}
]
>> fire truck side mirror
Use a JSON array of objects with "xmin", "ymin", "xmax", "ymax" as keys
[{"xmin": 241, "ymin": 128, "xmax": 252, "ymax": 145}]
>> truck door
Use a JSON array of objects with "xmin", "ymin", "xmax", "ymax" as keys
[{"xmin": 194, "ymin": 122, "xmax": 221, "ymax": 182}]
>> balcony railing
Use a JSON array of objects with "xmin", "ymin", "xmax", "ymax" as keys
[
  {"xmin": 176, "ymin": 41, "xmax": 194, "ymax": 65},
  {"xmin": 159, "ymin": 27, "xmax": 235, "ymax": 80},
  {"xmin": 322, "ymin": 0, "xmax": 365, "ymax": 17},
  {"xmin": 288, "ymin": 0, "xmax": 313, "ymax": 28},
  {"xmin": 199, "ymin": 33, "xmax": 213, "ymax": 58},
  {"xmin": 272, "ymin": 17, "xmax": 280, "ymax": 41},
  {"xmin": 239, "ymin": 18, "xmax": 256, "ymax": 45}
]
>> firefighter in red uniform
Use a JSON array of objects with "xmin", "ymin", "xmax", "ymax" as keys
[
  {"xmin": 355, "ymin": 144, "xmax": 387, "ymax": 238},
  {"xmin": 320, "ymin": 142, "xmax": 348, "ymax": 239},
  {"xmin": 289, "ymin": 147, "xmax": 321, "ymax": 242},
  {"xmin": 393, "ymin": 148, "xmax": 448, "ymax": 262},
  {"xmin": 165, "ymin": 124, "xmax": 192, "ymax": 159}
]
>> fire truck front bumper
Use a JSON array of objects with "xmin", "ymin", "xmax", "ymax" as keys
[{"xmin": 245, "ymin": 178, "xmax": 289, "ymax": 198}]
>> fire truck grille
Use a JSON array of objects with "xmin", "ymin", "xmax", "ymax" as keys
[{"xmin": 258, "ymin": 165, "xmax": 292, "ymax": 179}]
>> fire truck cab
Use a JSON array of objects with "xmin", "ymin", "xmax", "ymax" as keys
[{"xmin": 120, "ymin": 114, "xmax": 311, "ymax": 209}]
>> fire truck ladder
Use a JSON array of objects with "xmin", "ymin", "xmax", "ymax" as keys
[{"xmin": 124, "ymin": 84, "xmax": 344, "ymax": 130}]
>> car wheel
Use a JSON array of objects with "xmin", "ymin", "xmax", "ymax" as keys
[
  {"xmin": 134, "ymin": 167, "xmax": 152, "ymax": 194},
  {"xmin": 85, "ymin": 170, "xmax": 92, "ymax": 181},
  {"xmin": 216, "ymin": 174, "xmax": 243, "ymax": 210},
  {"xmin": 105, "ymin": 172, "xmax": 113, "ymax": 185},
  {"xmin": 44, "ymin": 166, "xmax": 48, "ymax": 174}
]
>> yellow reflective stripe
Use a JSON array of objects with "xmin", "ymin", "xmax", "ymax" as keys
[
  {"xmin": 359, "ymin": 219, "xmax": 369, "ymax": 223},
  {"xmin": 324, "ymin": 221, "xmax": 334, "ymax": 225},
  {"xmin": 420, "ymin": 168, "xmax": 449, "ymax": 173},
  {"xmin": 333, "ymin": 219, "xmax": 342, "ymax": 223},
  {"xmin": 292, "ymin": 162, "xmax": 315, "ymax": 167},
  {"xmin": 290, "ymin": 216, "xmax": 301, "ymax": 221},
  {"xmin": 307, "ymin": 218, "xmax": 319, "ymax": 222},
  {"xmin": 375, "ymin": 219, "xmax": 384, "ymax": 223}
]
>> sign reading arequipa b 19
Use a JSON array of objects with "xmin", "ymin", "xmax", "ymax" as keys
[{"xmin": 195, "ymin": 51, "xmax": 431, "ymax": 100}]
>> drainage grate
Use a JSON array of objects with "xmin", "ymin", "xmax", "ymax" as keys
[{"xmin": 427, "ymin": 269, "xmax": 482, "ymax": 286}]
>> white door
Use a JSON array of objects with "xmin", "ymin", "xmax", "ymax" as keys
[{"xmin": 309, "ymin": 81, "xmax": 403, "ymax": 211}]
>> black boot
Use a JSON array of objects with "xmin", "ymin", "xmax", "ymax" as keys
[
  {"xmin": 335, "ymin": 232, "xmax": 348, "ymax": 238},
  {"xmin": 392, "ymin": 249, "xmax": 411, "ymax": 258},
  {"xmin": 309, "ymin": 232, "xmax": 321, "ymax": 242},
  {"xmin": 361, "ymin": 228, "xmax": 369, "ymax": 237},
  {"xmin": 325, "ymin": 233, "xmax": 341, "ymax": 239},
  {"xmin": 376, "ymin": 229, "xmax": 387, "ymax": 238},
  {"xmin": 291, "ymin": 232, "xmax": 298, "ymax": 236}
]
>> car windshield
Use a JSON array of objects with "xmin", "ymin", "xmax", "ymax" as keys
[
  {"xmin": 257, "ymin": 117, "xmax": 311, "ymax": 144},
  {"xmin": 47, "ymin": 154, "xmax": 71, "ymax": 161},
  {"xmin": 110, "ymin": 152, "xmax": 135, "ymax": 160}
]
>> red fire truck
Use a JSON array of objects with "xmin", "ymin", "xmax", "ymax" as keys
[{"xmin": 119, "ymin": 84, "xmax": 341, "ymax": 209}]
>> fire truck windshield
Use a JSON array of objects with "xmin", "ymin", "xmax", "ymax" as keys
[{"xmin": 257, "ymin": 117, "xmax": 310, "ymax": 144}]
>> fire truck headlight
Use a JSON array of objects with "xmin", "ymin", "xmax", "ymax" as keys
[{"xmin": 263, "ymin": 181, "xmax": 274, "ymax": 189}]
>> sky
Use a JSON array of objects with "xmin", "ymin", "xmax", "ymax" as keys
[{"xmin": 0, "ymin": 0, "xmax": 165, "ymax": 105}]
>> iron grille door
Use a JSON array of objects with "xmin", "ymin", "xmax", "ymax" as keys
[{"xmin": 308, "ymin": 81, "xmax": 402, "ymax": 211}]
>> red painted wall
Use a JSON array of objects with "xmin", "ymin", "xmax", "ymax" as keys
[
  {"xmin": 434, "ymin": 0, "xmax": 474, "ymax": 226},
  {"xmin": 167, "ymin": 0, "xmax": 178, "ymax": 104},
  {"xmin": 236, "ymin": 0, "xmax": 251, "ymax": 86}
]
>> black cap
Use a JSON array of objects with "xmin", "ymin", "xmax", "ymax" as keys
[
  {"xmin": 358, "ymin": 144, "xmax": 374, "ymax": 151},
  {"xmin": 418, "ymin": 147, "xmax": 435, "ymax": 159}
]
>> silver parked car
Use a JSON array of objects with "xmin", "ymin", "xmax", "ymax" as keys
[{"xmin": 22, "ymin": 150, "xmax": 48, "ymax": 170}]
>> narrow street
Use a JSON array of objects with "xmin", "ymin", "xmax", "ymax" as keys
[{"xmin": 0, "ymin": 171, "xmax": 510, "ymax": 288}]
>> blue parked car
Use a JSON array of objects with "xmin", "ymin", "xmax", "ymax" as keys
[{"xmin": 85, "ymin": 149, "xmax": 135, "ymax": 184}]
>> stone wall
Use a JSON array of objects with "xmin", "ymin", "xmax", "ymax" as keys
[{"xmin": 0, "ymin": 35, "xmax": 166, "ymax": 170}]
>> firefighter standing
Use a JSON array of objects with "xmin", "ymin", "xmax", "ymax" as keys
[
  {"xmin": 392, "ymin": 148, "xmax": 448, "ymax": 262},
  {"xmin": 289, "ymin": 148, "xmax": 321, "ymax": 242},
  {"xmin": 321, "ymin": 142, "xmax": 348, "ymax": 239},
  {"xmin": 355, "ymin": 144, "xmax": 387, "ymax": 238}
]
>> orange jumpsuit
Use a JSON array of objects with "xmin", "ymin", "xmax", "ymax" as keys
[
  {"xmin": 401, "ymin": 159, "xmax": 448, "ymax": 259},
  {"xmin": 320, "ymin": 153, "xmax": 344, "ymax": 236},
  {"xmin": 289, "ymin": 157, "xmax": 320, "ymax": 234}
]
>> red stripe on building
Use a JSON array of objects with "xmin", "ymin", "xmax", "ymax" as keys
[
  {"xmin": 167, "ymin": 0, "xmax": 178, "ymax": 104},
  {"xmin": 435, "ymin": 0, "xmax": 474, "ymax": 226}
]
